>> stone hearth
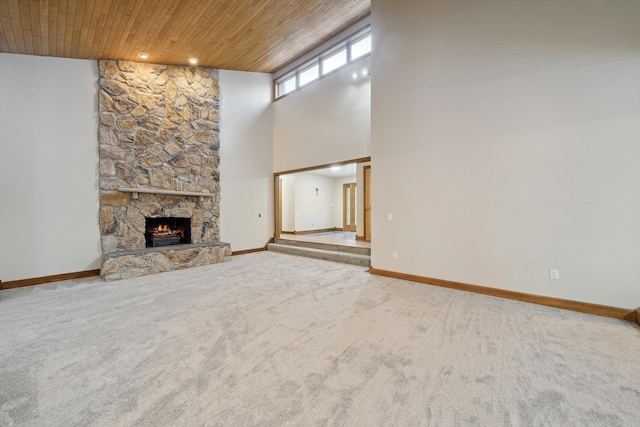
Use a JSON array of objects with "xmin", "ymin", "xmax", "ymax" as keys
[
  {"xmin": 98, "ymin": 60, "xmax": 230, "ymax": 280},
  {"xmin": 102, "ymin": 243, "xmax": 229, "ymax": 280}
]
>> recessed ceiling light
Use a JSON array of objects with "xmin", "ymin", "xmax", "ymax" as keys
[
  {"xmin": 188, "ymin": 57, "xmax": 198, "ymax": 65},
  {"xmin": 330, "ymin": 166, "xmax": 342, "ymax": 171},
  {"xmin": 138, "ymin": 51, "xmax": 149, "ymax": 59}
]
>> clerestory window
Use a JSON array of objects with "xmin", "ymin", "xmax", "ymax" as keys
[{"xmin": 274, "ymin": 27, "xmax": 371, "ymax": 100}]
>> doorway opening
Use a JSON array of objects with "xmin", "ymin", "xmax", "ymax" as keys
[{"xmin": 274, "ymin": 157, "xmax": 371, "ymax": 247}]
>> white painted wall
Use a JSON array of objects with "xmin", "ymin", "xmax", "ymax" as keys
[
  {"xmin": 219, "ymin": 70, "xmax": 274, "ymax": 252},
  {"xmin": 0, "ymin": 53, "xmax": 101, "ymax": 281},
  {"xmin": 372, "ymin": 0, "xmax": 640, "ymax": 308},
  {"xmin": 293, "ymin": 173, "xmax": 336, "ymax": 232},
  {"xmin": 281, "ymin": 175, "xmax": 295, "ymax": 232},
  {"xmin": 273, "ymin": 57, "xmax": 371, "ymax": 172},
  {"xmin": 332, "ymin": 175, "xmax": 357, "ymax": 229}
]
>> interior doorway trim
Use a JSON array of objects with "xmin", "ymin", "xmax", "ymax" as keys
[
  {"xmin": 363, "ymin": 165, "xmax": 371, "ymax": 242},
  {"xmin": 273, "ymin": 156, "xmax": 371, "ymax": 239},
  {"xmin": 274, "ymin": 157, "xmax": 371, "ymax": 176}
]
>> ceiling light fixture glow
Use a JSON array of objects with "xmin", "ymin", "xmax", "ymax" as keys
[
  {"xmin": 330, "ymin": 166, "xmax": 342, "ymax": 171},
  {"xmin": 353, "ymin": 68, "xmax": 371, "ymax": 81},
  {"xmin": 188, "ymin": 57, "xmax": 198, "ymax": 65},
  {"xmin": 138, "ymin": 51, "xmax": 150, "ymax": 59}
]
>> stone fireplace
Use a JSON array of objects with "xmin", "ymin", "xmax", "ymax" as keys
[{"xmin": 98, "ymin": 60, "xmax": 231, "ymax": 281}]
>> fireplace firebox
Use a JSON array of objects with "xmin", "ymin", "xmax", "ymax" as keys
[{"xmin": 145, "ymin": 217, "xmax": 191, "ymax": 248}]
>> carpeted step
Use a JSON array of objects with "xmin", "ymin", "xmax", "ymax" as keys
[
  {"xmin": 273, "ymin": 238, "xmax": 370, "ymax": 256},
  {"xmin": 267, "ymin": 243, "xmax": 371, "ymax": 266}
]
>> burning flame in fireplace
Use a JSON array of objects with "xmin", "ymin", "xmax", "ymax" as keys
[
  {"xmin": 154, "ymin": 224, "xmax": 173, "ymax": 235},
  {"xmin": 151, "ymin": 224, "xmax": 184, "ymax": 239}
]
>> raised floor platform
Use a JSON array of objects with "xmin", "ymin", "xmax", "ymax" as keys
[
  {"xmin": 267, "ymin": 238, "xmax": 370, "ymax": 266},
  {"xmin": 101, "ymin": 242, "xmax": 231, "ymax": 281}
]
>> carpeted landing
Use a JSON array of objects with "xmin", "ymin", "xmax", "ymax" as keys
[{"xmin": 1, "ymin": 251, "xmax": 639, "ymax": 426}]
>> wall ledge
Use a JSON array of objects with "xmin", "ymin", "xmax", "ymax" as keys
[{"xmin": 119, "ymin": 187, "xmax": 215, "ymax": 201}]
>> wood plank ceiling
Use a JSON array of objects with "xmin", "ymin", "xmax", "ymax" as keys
[{"xmin": 0, "ymin": 0, "xmax": 370, "ymax": 73}]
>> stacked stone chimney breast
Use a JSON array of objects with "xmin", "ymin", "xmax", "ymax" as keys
[{"xmin": 98, "ymin": 60, "xmax": 230, "ymax": 280}]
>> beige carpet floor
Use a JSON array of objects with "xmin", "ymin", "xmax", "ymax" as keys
[{"xmin": 1, "ymin": 251, "xmax": 639, "ymax": 426}]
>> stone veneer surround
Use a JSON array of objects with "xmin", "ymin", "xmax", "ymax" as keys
[{"xmin": 98, "ymin": 60, "xmax": 230, "ymax": 280}]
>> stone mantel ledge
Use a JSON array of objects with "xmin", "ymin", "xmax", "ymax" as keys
[{"xmin": 118, "ymin": 187, "xmax": 215, "ymax": 201}]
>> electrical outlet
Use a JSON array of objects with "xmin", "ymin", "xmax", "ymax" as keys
[
  {"xmin": 550, "ymin": 269, "xmax": 559, "ymax": 280},
  {"xmin": 392, "ymin": 251, "xmax": 398, "ymax": 259},
  {"xmin": 387, "ymin": 214, "xmax": 393, "ymax": 221}
]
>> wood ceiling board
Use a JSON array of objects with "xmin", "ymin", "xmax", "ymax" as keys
[{"xmin": 0, "ymin": 0, "xmax": 370, "ymax": 72}]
